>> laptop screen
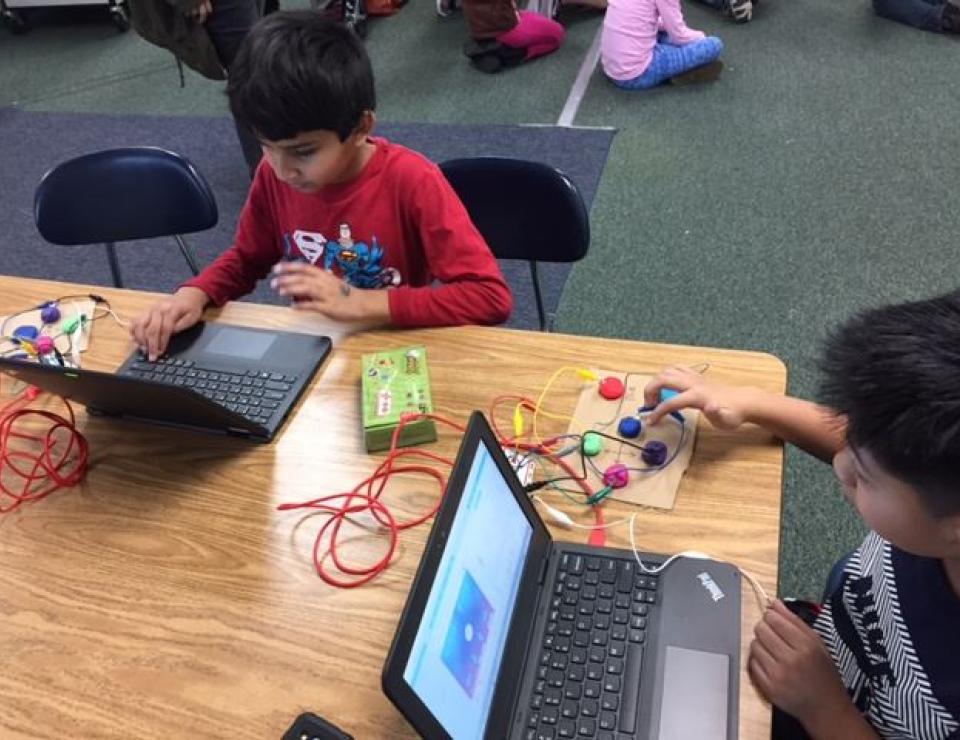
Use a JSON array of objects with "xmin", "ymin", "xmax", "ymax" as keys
[{"xmin": 403, "ymin": 440, "xmax": 533, "ymax": 739}]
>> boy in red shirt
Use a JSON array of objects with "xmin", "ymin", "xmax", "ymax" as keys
[{"xmin": 131, "ymin": 13, "xmax": 513, "ymax": 360}]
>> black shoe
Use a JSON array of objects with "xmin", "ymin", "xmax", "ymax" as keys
[{"xmin": 463, "ymin": 37, "xmax": 526, "ymax": 74}]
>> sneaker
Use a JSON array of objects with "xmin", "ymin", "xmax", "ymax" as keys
[
  {"xmin": 729, "ymin": 0, "xmax": 753, "ymax": 22},
  {"xmin": 669, "ymin": 59, "xmax": 724, "ymax": 85}
]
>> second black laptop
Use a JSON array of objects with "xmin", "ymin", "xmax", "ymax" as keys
[{"xmin": 383, "ymin": 411, "xmax": 742, "ymax": 740}]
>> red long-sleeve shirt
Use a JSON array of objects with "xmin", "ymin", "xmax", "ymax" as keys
[{"xmin": 184, "ymin": 137, "xmax": 513, "ymax": 327}]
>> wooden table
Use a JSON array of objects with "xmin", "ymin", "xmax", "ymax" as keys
[{"xmin": 0, "ymin": 277, "xmax": 786, "ymax": 739}]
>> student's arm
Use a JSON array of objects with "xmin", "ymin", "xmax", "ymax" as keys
[
  {"xmin": 644, "ymin": 366, "xmax": 846, "ymax": 463},
  {"xmin": 751, "ymin": 601, "xmax": 879, "ymax": 740},
  {"xmin": 386, "ymin": 168, "xmax": 513, "ymax": 328},
  {"xmin": 130, "ymin": 166, "xmax": 281, "ymax": 358},
  {"xmin": 181, "ymin": 164, "xmax": 282, "ymax": 307},
  {"xmin": 655, "ymin": 0, "xmax": 706, "ymax": 44}
]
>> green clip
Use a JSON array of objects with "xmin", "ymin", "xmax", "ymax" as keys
[{"xmin": 587, "ymin": 485, "xmax": 613, "ymax": 506}]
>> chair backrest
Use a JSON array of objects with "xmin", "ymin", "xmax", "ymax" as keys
[
  {"xmin": 34, "ymin": 147, "xmax": 218, "ymax": 245},
  {"xmin": 439, "ymin": 157, "xmax": 590, "ymax": 264}
]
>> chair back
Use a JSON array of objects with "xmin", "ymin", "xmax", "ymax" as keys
[
  {"xmin": 35, "ymin": 147, "xmax": 218, "ymax": 245},
  {"xmin": 439, "ymin": 157, "xmax": 589, "ymax": 264}
]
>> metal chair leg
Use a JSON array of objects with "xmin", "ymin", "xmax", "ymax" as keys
[
  {"xmin": 105, "ymin": 242, "xmax": 124, "ymax": 288},
  {"xmin": 175, "ymin": 235, "xmax": 201, "ymax": 276},
  {"xmin": 529, "ymin": 261, "xmax": 547, "ymax": 332}
]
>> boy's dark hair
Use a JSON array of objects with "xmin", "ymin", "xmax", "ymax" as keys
[
  {"xmin": 227, "ymin": 12, "xmax": 375, "ymax": 143},
  {"xmin": 821, "ymin": 291, "xmax": 960, "ymax": 516}
]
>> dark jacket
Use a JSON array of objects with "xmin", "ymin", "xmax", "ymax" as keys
[
  {"xmin": 129, "ymin": 0, "xmax": 226, "ymax": 80},
  {"xmin": 462, "ymin": 0, "xmax": 519, "ymax": 38}
]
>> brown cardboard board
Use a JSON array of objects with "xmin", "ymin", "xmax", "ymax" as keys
[{"xmin": 565, "ymin": 369, "xmax": 699, "ymax": 510}]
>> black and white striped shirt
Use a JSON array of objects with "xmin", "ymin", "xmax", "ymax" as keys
[{"xmin": 813, "ymin": 532, "xmax": 960, "ymax": 740}]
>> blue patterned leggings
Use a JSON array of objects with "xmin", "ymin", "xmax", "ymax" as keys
[{"xmin": 612, "ymin": 35, "xmax": 723, "ymax": 90}]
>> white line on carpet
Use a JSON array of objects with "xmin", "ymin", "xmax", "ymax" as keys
[{"xmin": 557, "ymin": 26, "xmax": 603, "ymax": 127}]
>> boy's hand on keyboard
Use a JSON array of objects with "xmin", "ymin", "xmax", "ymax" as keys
[
  {"xmin": 130, "ymin": 287, "xmax": 208, "ymax": 361},
  {"xmin": 643, "ymin": 365, "xmax": 758, "ymax": 429},
  {"xmin": 271, "ymin": 263, "xmax": 390, "ymax": 323}
]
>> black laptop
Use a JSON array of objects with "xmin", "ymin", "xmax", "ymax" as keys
[
  {"xmin": 0, "ymin": 321, "xmax": 331, "ymax": 442},
  {"xmin": 383, "ymin": 412, "xmax": 741, "ymax": 740}
]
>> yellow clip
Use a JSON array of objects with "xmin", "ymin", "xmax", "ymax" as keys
[
  {"xmin": 576, "ymin": 368, "xmax": 599, "ymax": 381},
  {"xmin": 513, "ymin": 405, "xmax": 524, "ymax": 438}
]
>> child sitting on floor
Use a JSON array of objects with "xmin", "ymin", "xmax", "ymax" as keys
[
  {"xmin": 601, "ymin": 0, "xmax": 724, "ymax": 90},
  {"xmin": 460, "ymin": 0, "xmax": 565, "ymax": 73},
  {"xmin": 643, "ymin": 291, "xmax": 960, "ymax": 739}
]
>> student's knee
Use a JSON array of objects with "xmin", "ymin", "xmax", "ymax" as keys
[
  {"xmin": 700, "ymin": 36, "xmax": 724, "ymax": 60},
  {"xmin": 514, "ymin": 9, "xmax": 565, "ymax": 48}
]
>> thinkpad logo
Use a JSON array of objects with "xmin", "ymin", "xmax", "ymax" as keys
[{"xmin": 697, "ymin": 572, "xmax": 725, "ymax": 602}]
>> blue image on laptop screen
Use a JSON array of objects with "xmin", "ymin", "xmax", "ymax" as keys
[{"xmin": 404, "ymin": 441, "xmax": 533, "ymax": 739}]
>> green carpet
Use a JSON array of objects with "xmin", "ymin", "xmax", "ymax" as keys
[
  {"xmin": 3, "ymin": 0, "xmax": 958, "ymax": 598},
  {"xmin": 559, "ymin": 0, "xmax": 960, "ymax": 596}
]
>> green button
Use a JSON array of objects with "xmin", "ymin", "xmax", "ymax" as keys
[{"xmin": 582, "ymin": 432, "xmax": 603, "ymax": 457}]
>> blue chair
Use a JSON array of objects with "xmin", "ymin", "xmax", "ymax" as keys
[
  {"xmin": 34, "ymin": 147, "xmax": 218, "ymax": 289},
  {"xmin": 440, "ymin": 157, "xmax": 590, "ymax": 332}
]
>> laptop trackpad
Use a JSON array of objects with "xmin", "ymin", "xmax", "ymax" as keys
[{"xmin": 657, "ymin": 646, "xmax": 728, "ymax": 740}]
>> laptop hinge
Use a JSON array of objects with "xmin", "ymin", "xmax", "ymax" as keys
[{"xmin": 537, "ymin": 548, "xmax": 552, "ymax": 585}]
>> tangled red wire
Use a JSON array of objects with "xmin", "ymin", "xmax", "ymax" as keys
[
  {"xmin": 278, "ymin": 395, "xmax": 605, "ymax": 588},
  {"xmin": 0, "ymin": 382, "xmax": 89, "ymax": 514}
]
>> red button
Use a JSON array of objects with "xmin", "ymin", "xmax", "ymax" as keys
[{"xmin": 599, "ymin": 377, "xmax": 625, "ymax": 400}]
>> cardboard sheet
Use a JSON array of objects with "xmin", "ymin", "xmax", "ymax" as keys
[{"xmin": 565, "ymin": 370, "xmax": 699, "ymax": 510}]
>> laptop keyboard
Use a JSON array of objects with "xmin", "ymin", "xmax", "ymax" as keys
[
  {"xmin": 524, "ymin": 553, "xmax": 658, "ymax": 740},
  {"xmin": 121, "ymin": 357, "xmax": 299, "ymax": 428}
]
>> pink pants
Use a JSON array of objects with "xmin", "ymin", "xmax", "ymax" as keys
[{"xmin": 496, "ymin": 10, "xmax": 565, "ymax": 60}]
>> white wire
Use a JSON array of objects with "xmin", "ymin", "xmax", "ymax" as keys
[
  {"xmin": 104, "ymin": 307, "xmax": 130, "ymax": 327},
  {"xmin": 532, "ymin": 496, "xmax": 631, "ymax": 530},
  {"xmin": 627, "ymin": 512, "xmax": 773, "ymax": 609}
]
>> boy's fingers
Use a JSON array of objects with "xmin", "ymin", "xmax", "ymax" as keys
[
  {"xmin": 156, "ymin": 312, "xmax": 174, "ymax": 356},
  {"xmin": 646, "ymin": 389, "xmax": 697, "ymax": 425},
  {"xmin": 140, "ymin": 312, "xmax": 160, "ymax": 359},
  {"xmin": 754, "ymin": 616, "xmax": 792, "ymax": 656},
  {"xmin": 750, "ymin": 637, "xmax": 778, "ymax": 673},
  {"xmin": 273, "ymin": 262, "xmax": 317, "ymax": 276},
  {"xmin": 748, "ymin": 656, "xmax": 773, "ymax": 698},
  {"xmin": 272, "ymin": 274, "xmax": 316, "ymax": 293},
  {"xmin": 130, "ymin": 317, "xmax": 145, "ymax": 347},
  {"xmin": 642, "ymin": 377, "xmax": 669, "ymax": 408},
  {"xmin": 291, "ymin": 300, "xmax": 331, "ymax": 315},
  {"xmin": 765, "ymin": 602, "xmax": 809, "ymax": 645},
  {"xmin": 643, "ymin": 366, "xmax": 697, "ymax": 408}
]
